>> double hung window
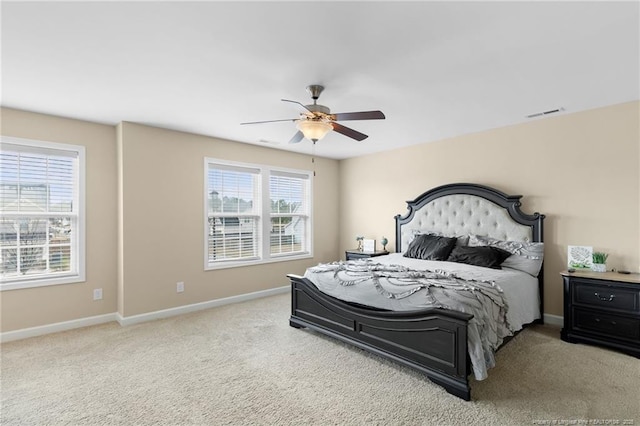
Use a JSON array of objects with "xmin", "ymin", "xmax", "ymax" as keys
[
  {"xmin": 0, "ymin": 137, "xmax": 85, "ymax": 289},
  {"xmin": 205, "ymin": 159, "xmax": 312, "ymax": 269}
]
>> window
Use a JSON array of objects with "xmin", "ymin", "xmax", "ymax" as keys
[
  {"xmin": 0, "ymin": 137, "xmax": 85, "ymax": 290},
  {"xmin": 205, "ymin": 159, "xmax": 312, "ymax": 269},
  {"xmin": 269, "ymin": 171, "xmax": 309, "ymax": 256},
  {"xmin": 207, "ymin": 164, "xmax": 261, "ymax": 262}
]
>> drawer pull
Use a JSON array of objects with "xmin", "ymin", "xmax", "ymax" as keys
[
  {"xmin": 593, "ymin": 318, "xmax": 617, "ymax": 325},
  {"xmin": 594, "ymin": 292, "xmax": 615, "ymax": 302}
]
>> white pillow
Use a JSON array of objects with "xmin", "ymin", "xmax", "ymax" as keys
[{"xmin": 468, "ymin": 234, "xmax": 544, "ymax": 277}]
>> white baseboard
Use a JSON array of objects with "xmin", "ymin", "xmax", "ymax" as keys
[
  {"xmin": 0, "ymin": 313, "xmax": 119, "ymax": 343},
  {"xmin": 2, "ymin": 286, "xmax": 290, "ymax": 343},
  {"xmin": 117, "ymin": 285, "xmax": 290, "ymax": 326},
  {"xmin": 543, "ymin": 313, "xmax": 563, "ymax": 326}
]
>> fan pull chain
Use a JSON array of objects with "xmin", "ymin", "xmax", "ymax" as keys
[{"xmin": 312, "ymin": 140, "xmax": 316, "ymax": 176}]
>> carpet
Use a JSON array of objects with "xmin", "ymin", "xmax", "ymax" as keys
[{"xmin": 1, "ymin": 293, "xmax": 638, "ymax": 425}]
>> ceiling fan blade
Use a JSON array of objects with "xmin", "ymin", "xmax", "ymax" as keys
[
  {"xmin": 288, "ymin": 131, "xmax": 304, "ymax": 144},
  {"xmin": 331, "ymin": 110, "xmax": 385, "ymax": 121},
  {"xmin": 281, "ymin": 99, "xmax": 314, "ymax": 113},
  {"xmin": 331, "ymin": 123, "xmax": 368, "ymax": 141},
  {"xmin": 240, "ymin": 118, "xmax": 297, "ymax": 125}
]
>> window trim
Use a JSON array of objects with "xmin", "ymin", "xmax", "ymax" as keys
[
  {"xmin": 0, "ymin": 136, "xmax": 86, "ymax": 291},
  {"xmin": 204, "ymin": 157, "xmax": 313, "ymax": 271}
]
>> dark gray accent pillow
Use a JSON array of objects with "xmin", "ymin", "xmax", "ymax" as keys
[
  {"xmin": 403, "ymin": 234, "xmax": 457, "ymax": 261},
  {"xmin": 468, "ymin": 234, "xmax": 544, "ymax": 276},
  {"xmin": 447, "ymin": 245, "xmax": 512, "ymax": 269},
  {"xmin": 409, "ymin": 230, "xmax": 469, "ymax": 247}
]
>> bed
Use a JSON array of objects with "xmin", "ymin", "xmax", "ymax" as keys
[{"xmin": 288, "ymin": 183, "xmax": 545, "ymax": 400}]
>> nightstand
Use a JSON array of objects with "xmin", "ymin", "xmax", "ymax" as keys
[
  {"xmin": 560, "ymin": 270, "xmax": 640, "ymax": 357},
  {"xmin": 345, "ymin": 250, "xmax": 389, "ymax": 261}
]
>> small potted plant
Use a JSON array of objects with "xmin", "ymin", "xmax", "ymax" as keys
[
  {"xmin": 591, "ymin": 252, "xmax": 608, "ymax": 272},
  {"xmin": 356, "ymin": 235, "xmax": 364, "ymax": 251}
]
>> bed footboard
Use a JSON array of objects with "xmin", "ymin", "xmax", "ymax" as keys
[{"xmin": 288, "ymin": 274, "xmax": 474, "ymax": 400}]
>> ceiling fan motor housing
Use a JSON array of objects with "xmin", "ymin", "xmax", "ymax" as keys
[{"xmin": 305, "ymin": 104, "xmax": 330, "ymax": 115}]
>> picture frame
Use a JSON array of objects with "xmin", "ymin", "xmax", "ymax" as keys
[
  {"xmin": 568, "ymin": 245, "xmax": 593, "ymax": 269},
  {"xmin": 362, "ymin": 239, "xmax": 376, "ymax": 252}
]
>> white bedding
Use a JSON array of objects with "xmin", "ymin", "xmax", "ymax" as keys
[{"xmin": 303, "ymin": 253, "xmax": 541, "ymax": 380}]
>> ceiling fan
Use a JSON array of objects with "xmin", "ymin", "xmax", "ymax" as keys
[{"xmin": 241, "ymin": 85, "xmax": 385, "ymax": 144}]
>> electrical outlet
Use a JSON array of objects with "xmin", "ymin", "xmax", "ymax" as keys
[
  {"xmin": 176, "ymin": 281, "xmax": 184, "ymax": 293},
  {"xmin": 93, "ymin": 288, "xmax": 103, "ymax": 301}
]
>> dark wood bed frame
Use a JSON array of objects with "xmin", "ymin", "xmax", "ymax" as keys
[{"xmin": 288, "ymin": 183, "xmax": 545, "ymax": 400}]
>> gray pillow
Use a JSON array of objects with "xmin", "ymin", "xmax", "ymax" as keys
[{"xmin": 468, "ymin": 234, "xmax": 544, "ymax": 277}]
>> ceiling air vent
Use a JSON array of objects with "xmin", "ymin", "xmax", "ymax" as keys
[{"xmin": 526, "ymin": 107, "xmax": 565, "ymax": 119}]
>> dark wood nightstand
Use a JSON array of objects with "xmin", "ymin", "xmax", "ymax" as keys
[
  {"xmin": 561, "ymin": 270, "xmax": 640, "ymax": 357},
  {"xmin": 345, "ymin": 250, "xmax": 389, "ymax": 261}
]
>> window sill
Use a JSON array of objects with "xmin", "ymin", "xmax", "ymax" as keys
[
  {"xmin": 205, "ymin": 252, "xmax": 313, "ymax": 271},
  {"xmin": 0, "ymin": 273, "xmax": 86, "ymax": 291}
]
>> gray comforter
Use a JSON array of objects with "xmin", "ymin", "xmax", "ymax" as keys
[{"xmin": 305, "ymin": 259, "xmax": 515, "ymax": 380}]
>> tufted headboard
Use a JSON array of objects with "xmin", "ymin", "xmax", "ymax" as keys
[
  {"xmin": 394, "ymin": 183, "xmax": 544, "ymax": 253},
  {"xmin": 394, "ymin": 183, "xmax": 546, "ymax": 321}
]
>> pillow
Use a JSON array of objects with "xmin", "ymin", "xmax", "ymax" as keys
[
  {"xmin": 409, "ymin": 229, "xmax": 469, "ymax": 247},
  {"xmin": 403, "ymin": 234, "xmax": 457, "ymax": 261},
  {"xmin": 468, "ymin": 235, "xmax": 544, "ymax": 276},
  {"xmin": 447, "ymin": 245, "xmax": 512, "ymax": 269}
]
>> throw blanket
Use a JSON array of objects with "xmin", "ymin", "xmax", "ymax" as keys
[{"xmin": 306, "ymin": 260, "xmax": 514, "ymax": 380}]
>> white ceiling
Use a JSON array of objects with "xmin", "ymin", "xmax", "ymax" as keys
[{"xmin": 2, "ymin": 1, "xmax": 639, "ymax": 160}]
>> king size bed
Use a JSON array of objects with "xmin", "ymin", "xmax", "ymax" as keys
[{"xmin": 288, "ymin": 183, "xmax": 545, "ymax": 400}]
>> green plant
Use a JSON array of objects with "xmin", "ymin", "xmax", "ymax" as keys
[{"xmin": 592, "ymin": 252, "xmax": 608, "ymax": 264}]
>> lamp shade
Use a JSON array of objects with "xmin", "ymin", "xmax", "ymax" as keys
[{"xmin": 296, "ymin": 120, "xmax": 332, "ymax": 142}]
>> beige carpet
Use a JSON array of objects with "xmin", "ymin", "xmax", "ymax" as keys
[{"xmin": 1, "ymin": 293, "xmax": 638, "ymax": 425}]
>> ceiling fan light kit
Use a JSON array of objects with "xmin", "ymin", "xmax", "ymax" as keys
[
  {"xmin": 241, "ymin": 84, "xmax": 385, "ymax": 144},
  {"xmin": 296, "ymin": 119, "xmax": 332, "ymax": 142}
]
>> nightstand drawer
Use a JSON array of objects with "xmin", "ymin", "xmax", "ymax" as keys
[
  {"xmin": 574, "ymin": 308, "xmax": 640, "ymax": 341},
  {"xmin": 573, "ymin": 281, "xmax": 640, "ymax": 313},
  {"xmin": 347, "ymin": 252, "xmax": 371, "ymax": 260}
]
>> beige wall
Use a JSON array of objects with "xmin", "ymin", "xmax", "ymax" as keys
[
  {"xmin": 339, "ymin": 101, "xmax": 640, "ymax": 317},
  {"xmin": 117, "ymin": 122, "xmax": 339, "ymax": 317},
  {"xmin": 0, "ymin": 108, "xmax": 118, "ymax": 330},
  {"xmin": 1, "ymin": 111, "xmax": 339, "ymax": 331},
  {"xmin": 2, "ymin": 101, "xmax": 637, "ymax": 330}
]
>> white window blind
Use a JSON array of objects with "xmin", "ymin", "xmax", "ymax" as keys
[
  {"xmin": 0, "ymin": 139, "xmax": 85, "ymax": 289},
  {"xmin": 269, "ymin": 171, "xmax": 310, "ymax": 256},
  {"xmin": 207, "ymin": 163, "xmax": 261, "ymax": 263},
  {"xmin": 205, "ymin": 159, "xmax": 312, "ymax": 269}
]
